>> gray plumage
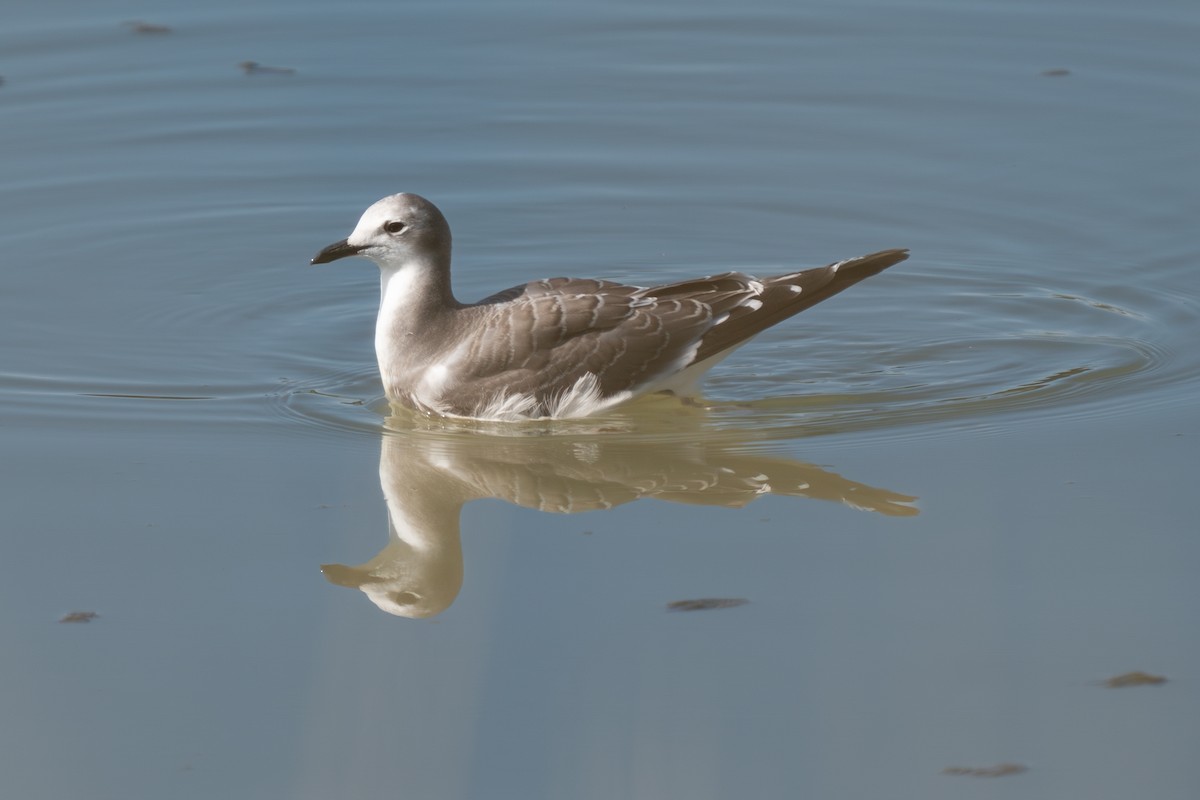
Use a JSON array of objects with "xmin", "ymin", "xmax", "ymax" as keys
[{"xmin": 312, "ymin": 193, "xmax": 906, "ymax": 420}]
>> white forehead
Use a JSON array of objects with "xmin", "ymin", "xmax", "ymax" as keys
[{"xmin": 348, "ymin": 194, "xmax": 418, "ymax": 242}]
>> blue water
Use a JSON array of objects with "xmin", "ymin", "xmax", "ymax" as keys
[{"xmin": 2, "ymin": 0, "xmax": 1198, "ymax": 797}]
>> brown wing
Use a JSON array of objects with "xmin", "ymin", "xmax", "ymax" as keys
[
  {"xmin": 692, "ymin": 249, "xmax": 908, "ymax": 363},
  {"xmin": 453, "ymin": 248, "xmax": 907, "ymax": 405},
  {"xmin": 457, "ymin": 278, "xmax": 718, "ymax": 401}
]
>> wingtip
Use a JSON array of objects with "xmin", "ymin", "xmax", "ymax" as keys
[
  {"xmin": 842, "ymin": 248, "xmax": 909, "ymax": 275},
  {"xmin": 869, "ymin": 247, "xmax": 910, "ymax": 262}
]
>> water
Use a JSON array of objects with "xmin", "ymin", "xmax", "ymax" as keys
[{"xmin": 2, "ymin": 0, "xmax": 1198, "ymax": 797}]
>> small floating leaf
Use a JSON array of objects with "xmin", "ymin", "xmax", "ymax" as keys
[
  {"xmin": 942, "ymin": 763, "xmax": 1027, "ymax": 778},
  {"xmin": 59, "ymin": 611, "xmax": 99, "ymax": 624},
  {"xmin": 1103, "ymin": 671, "xmax": 1167, "ymax": 688},
  {"xmin": 667, "ymin": 598, "xmax": 749, "ymax": 612},
  {"xmin": 126, "ymin": 21, "xmax": 172, "ymax": 34},
  {"xmin": 239, "ymin": 61, "xmax": 296, "ymax": 75}
]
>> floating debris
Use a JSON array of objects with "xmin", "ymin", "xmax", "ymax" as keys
[
  {"xmin": 943, "ymin": 763, "xmax": 1028, "ymax": 778},
  {"xmin": 59, "ymin": 611, "xmax": 99, "ymax": 624},
  {"xmin": 667, "ymin": 598, "xmax": 749, "ymax": 612},
  {"xmin": 126, "ymin": 21, "xmax": 172, "ymax": 34},
  {"xmin": 1040, "ymin": 68, "xmax": 1071, "ymax": 77},
  {"xmin": 239, "ymin": 61, "xmax": 296, "ymax": 76},
  {"xmin": 1103, "ymin": 671, "xmax": 1167, "ymax": 688}
]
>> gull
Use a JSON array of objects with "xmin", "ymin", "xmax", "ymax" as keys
[{"xmin": 311, "ymin": 193, "xmax": 907, "ymax": 420}]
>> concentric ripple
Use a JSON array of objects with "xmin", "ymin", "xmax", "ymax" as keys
[{"xmin": 277, "ymin": 252, "xmax": 1199, "ymax": 445}]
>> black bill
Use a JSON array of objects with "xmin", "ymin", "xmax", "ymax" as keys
[{"xmin": 311, "ymin": 238, "xmax": 366, "ymax": 265}]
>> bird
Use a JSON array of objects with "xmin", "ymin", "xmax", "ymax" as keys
[{"xmin": 311, "ymin": 193, "xmax": 907, "ymax": 421}]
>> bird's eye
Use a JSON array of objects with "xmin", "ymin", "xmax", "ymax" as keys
[{"xmin": 383, "ymin": 220, "xmax": 406, "ymax": 234}]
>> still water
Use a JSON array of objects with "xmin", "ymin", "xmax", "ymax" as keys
[{"xmin": 2, "ymin": 0, "xmax": 1198, "ymax": 797}]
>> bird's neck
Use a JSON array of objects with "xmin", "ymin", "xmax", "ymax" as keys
[
  {"xmin": 375, "ymin": 260, "xmax": 460, "ymax": 386},
  {"xmin": 378, "ymin": 258, "xmax": 458, "ymax": 324}
]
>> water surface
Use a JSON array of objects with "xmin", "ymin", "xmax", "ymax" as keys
[{"xmin": 2, "ymin": 0, "xmax": 1198, "ymax": 797}]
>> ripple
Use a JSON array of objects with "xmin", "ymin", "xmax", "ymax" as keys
[
  {"xmin": 3, "ymin": 1, "xmax": 1195, "ymax": 451},
  {"xmin": 5, "ymin": 239, "xmax": 1191, "ymax": 447},
  {"xmin": 274, "ymin": 252, "xmax": 1200, "ymax": 446}
]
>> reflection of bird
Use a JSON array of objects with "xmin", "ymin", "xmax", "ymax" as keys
[
  {"xmin": 312, "ymin": 193, "xmax": 906, "ymax": 420},
  {"xmin": 321, "ymin": 418, "xmax": 917, "ymax": 619}
]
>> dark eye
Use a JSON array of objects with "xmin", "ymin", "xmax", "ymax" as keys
[{"xmin": 383, "ymin": 220, "xmax": 406, "ymax": 234}]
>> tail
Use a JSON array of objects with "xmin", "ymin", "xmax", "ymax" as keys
[
  {"xmin": 693, "ymin": 249, "xmax": 907, "ymax": 364},
  {"xmin": 771, "ymin": 248, "xmax": 908, "ymax": 313}
]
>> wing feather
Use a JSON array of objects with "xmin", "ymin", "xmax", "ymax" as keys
[{"xmin": 437, "ymin": 250, "xmax": 906, "ymax": 415}]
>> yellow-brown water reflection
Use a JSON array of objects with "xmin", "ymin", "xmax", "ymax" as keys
[{"xmin": 322, "ymin": 410, "xmax": 917, "ymax": 618}]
